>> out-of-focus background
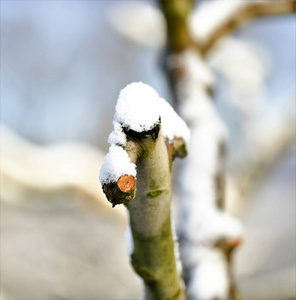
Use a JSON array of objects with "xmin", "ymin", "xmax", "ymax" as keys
[{"xmin": 0, "ymin": 1, "xmax": 295, "ymax": 299}]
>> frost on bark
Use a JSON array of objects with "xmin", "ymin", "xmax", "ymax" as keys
[{"xmin": 99, "ymin": 82, "xmax": 189, "ymax": 300}]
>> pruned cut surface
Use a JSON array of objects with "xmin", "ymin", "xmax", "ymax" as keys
[{"xmin": 117, "ymin": 175, "xmax": 136, "ymax": 193}]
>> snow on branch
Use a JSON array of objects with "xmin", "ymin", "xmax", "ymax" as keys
[
  {"xmin": 99, "ymin": 82, "xmax": 190, "ymax": 208},
  {"xmin": 164, "ymin": 47, "xmax": 243, "ymax": 299},
  {"xmin": 108, "ymin": 1, "xmax": 165, "ymax": 49},
  {"xmin": 99, "ymin": 145, "xmax": 136, "ymax": 186},
  {"xmin": 115, "ymin": 82, "xmax": 161, "ymax": 133},
  {"xmin": 159, "ymin": 1, "xmax": 244, "ymax": 294},
  {"xmin": 108, "ymin": 0, "xmax": 295, "ymax": 53},
  {"xmin": 99, "ymin": 82, "xmax": 189, "ymax": 299},
  {"xmin": 191, "ymin": 0, "xmax": 296, "ymax": 54}
]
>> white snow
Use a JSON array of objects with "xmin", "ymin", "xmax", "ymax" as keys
[
  {"xmin": 209, "ymin": 37, "xmax": 271, "ymax": 112},
  {"xmin": 108, "ymin": 0, "xmax": 248, "ymax": 52},
  {"xmin": 101, "ymin": 82, "xmax": 190, "ymax": 185},
  {"xmin": 166, "ymin": 47, "xmax": 243, "ymax": 298},
  {"xmin": 108, "ymin": 1, "xmax": 165, "ymax": 49},
  {"xmin": 125, "ymin": 211, "xmax": 135, "ymax": 256},
  {"xmin": 110, "ymin": 82, "xmax": 190, "ymax": 147},
  {"xmin": 182, "ymin": 206, "xmax": 243, "ymax": 246},
  {"xmin": 125, "ymin": 225, "xmax": 134, "ymax": 255},
  {"xmin": 178, "ymin": 120, "xmax": 242, "ymax": 246},
  {"xmin": 167, "ymin": 49, "xmax": 235, "ymax": 246},
  {"xmin": 171, "ymin": 218, "xmax": 184, "ymax": 278},
  {"xmin": 190, "ymin": 0, "xmax": 248, "ymax": 44},
  {"xmin": 108, "ymin": 121, "xmax": 127, "ymax": 146},
  {"xmin": 159, "ymin": 98, "xmax": 190, "ymax": 146},
  {"xmin": 167, "ymin": 49, "xmax": 215, "ymax": 90},
  {"xmin": 99, "ymin": 145, "xmax": 136, "ymax": 185},
  {"xmin": 114, "ymin": 82, "xmax": 161, "ymax": 132},
  {"xmin": 166, "ymin": 47, "xmax": 241, "ymax": 243},
  {"xmin": 185, "ymin": 247, "xmax": 229, "ymax": 299}
]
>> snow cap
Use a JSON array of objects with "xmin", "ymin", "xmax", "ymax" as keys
[
  {"xmin": 100, "ymin": 82, "xmax": 191, "ymax": 186},
  {"xmin": 160, "ymin": 98, "xmax": 190, "ymax": 146},
  {"xmin": 99, "ymin": 145, "xmax": 136, "ymax": 185},
  {"xmin": 114, "ymin": 82, "xmax": 161, "ymax": 132}
]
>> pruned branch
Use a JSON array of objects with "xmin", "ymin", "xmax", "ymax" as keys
[
  {"xmin": 192, "ymin": 0, "xmax": 296, "ymax": 54},
  {"xmin": 99, "ymin": 82, "xmax": 189, "ymax": 300}
]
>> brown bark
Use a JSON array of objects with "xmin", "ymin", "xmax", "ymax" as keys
[{"xmin": 198, "ymin": 0, "xmax": 296, "ymax": 54}]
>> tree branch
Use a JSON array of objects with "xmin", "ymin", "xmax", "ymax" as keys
[
  {"xmin": 127, "ymin": 128, "xmax": 184, "ymax": 300},
  {"xmin": 192, "ymin": 0, "xmax": 296, "ymax": 54},
  {"xmin": 158, "ymin": 0, "xmax": 196, "ymax": 53},
  {"xmin": 159, "ymin": 1, "xmax": 243, "ymax": 299},
  {"xmin": 99, "ymin": 82, "xmax": 189, "ymax": 300}
]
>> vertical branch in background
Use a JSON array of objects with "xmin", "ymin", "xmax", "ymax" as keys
[
  {"xmin": 159, "ymin": 0, "xmax": 195, "ymax": 53},
  {"xmin": 159, "ymin": 0, "xmax": 242, "ymax": 299},
  {"xmin": 100, "ymin": 82, "xmax": 189, "ymax": 300}
]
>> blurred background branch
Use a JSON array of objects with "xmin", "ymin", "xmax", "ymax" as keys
[
  {"xmin": 192, "ymin": 0, "xmax": 296, "ymax": 54},
  {"xmin": 159, "ymin": 0, "xmax": 242, "ymax": 298}
]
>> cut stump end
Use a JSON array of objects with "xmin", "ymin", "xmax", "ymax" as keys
[
  {"xmin": 229, "ymin": 237, "xmax": 242, "ymax": 249},
  {"xmin": 118, "ymin": 175, "xmax": 136, "ymax": 193}
]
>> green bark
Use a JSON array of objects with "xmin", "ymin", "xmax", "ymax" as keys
[
  {"xmin": 131, "ymin": 216, "xmax": 183, "ymax": 300},
  {"xmin": 158, "ymin": 0, "xmax": 195, "ymax": 53},
  {"xmin": 126, "ymin": 129, "xmax": 185, "ymax": 300}
]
